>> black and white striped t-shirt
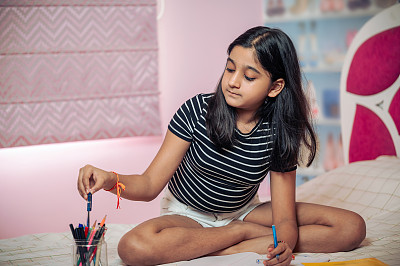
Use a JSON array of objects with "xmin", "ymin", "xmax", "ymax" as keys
[{"xmin": 167, "ymin": 93, "xmax": 295, "ymax": 213}]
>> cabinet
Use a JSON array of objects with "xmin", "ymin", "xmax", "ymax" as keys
[{"xmin": 263, "ymin": 0, "xmax": 394, "ymax": 186}]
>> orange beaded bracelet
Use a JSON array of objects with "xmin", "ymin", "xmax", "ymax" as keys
[{"xmin": 104, "ymin": 171, "xmax": 126, "ymax": 209}]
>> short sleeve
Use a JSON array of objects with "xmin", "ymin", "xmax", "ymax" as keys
[
  {"xmin": 269, "ymin": 165, "xmax": 297, "ymax": 173},
  {"xmin": 168, "ymin": 94, "xmax": 203, "ymax": 142}
]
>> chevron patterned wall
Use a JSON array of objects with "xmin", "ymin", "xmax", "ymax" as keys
[{"xmin": 0, "ymin": 0, "xmax": 161, "ymax": 148}]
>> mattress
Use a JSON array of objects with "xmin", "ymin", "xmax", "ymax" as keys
[{"xmin": 1, "ymin": 156, "xmax": 399, "ymax": 265}]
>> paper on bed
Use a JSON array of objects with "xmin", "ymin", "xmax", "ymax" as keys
[{"xmin": 161, "ymin": 252, "xmax": 330, "ymax": 266}]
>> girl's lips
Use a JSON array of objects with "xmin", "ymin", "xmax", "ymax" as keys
[{"xmin": 227, "ymin": 89, "xmax": 240, "ymax": 96}]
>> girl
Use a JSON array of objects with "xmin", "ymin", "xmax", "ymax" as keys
[{"xmin": 77, "ymin": 26, "xmax": 366, "ymax": 266}]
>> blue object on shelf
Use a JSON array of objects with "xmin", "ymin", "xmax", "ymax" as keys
[{"xmin": 323, "ymin": 89, "xmax": 340, "ymax": 119}]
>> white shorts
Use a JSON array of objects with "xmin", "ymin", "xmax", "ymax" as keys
[{"xmin": 160, "ymin": 189, "xmax": 264, "ymax": 228}]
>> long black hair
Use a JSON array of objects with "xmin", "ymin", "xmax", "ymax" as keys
[{"xmin": 205, "ymin": 26, "xmax": 317, "ymax": 169}]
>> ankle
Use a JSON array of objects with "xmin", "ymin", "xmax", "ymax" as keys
[
  {"xmin": 232, "ymin": 221, "xmax": 264, "ymax": 241},
  {"xmin": 228, "ymin": 221, "xmax": 248, "ymax": 241}
]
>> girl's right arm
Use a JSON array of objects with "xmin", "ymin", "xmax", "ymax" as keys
[{"xmin": 77, "ymin": 129, "xmax": 191, "ymax": 201}]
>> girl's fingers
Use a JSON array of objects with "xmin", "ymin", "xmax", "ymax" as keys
[
  {"xmin": 265, "ymin": 255, "xmax": 291, "ymax": 266},
  {"xmin": 266, "ymin": 243, "xmax": 275, "ymax": 258},
  {"xmin": 89, "ymin": 171, "xmax": 106, "ymax": 194},
  {"xmin": 267, "ymin": 243, "xmax": 281, "ymax": 259},
  {"xmin": 266, "ymin": 243, "xmax": 293, "ymax": 266},
  {"xmin": 81, "ymin": 165, "xmax": 93, "ymax": 194},
  {"xmin": 77, "ymin": 167, "xmax": 88, "ymax": 200},
  {"xmin": 77, "ymin": 164, "xmax": 99, "ymax": 199}
]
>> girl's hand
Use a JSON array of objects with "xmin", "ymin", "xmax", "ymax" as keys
[
  {"xmin": 263, "ymin": 241, "xmax": 293, "ymax": 266},
  {"xmin": 77, "ymin": 164, "xmax": 116, "ymax": 200}
]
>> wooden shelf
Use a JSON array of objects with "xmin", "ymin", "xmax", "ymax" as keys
[
  {"xmin": 264, "ymin": 5, "xmax": 383, "ymax": 23},
  {"xmin": 302, "ymin": 65, "xmax": 342, "ymax": 73},
  {"xmin": 315, "ymin": 117, "xmax": 341, "ymax": 126}
]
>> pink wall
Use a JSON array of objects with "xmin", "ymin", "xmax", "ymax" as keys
[{"xmin": 0, "ymin": 0, "xmax": 262, "ymax": 239}]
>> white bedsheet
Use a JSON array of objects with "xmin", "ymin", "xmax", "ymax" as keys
[
  {"xmin": 1, "ymin": 157, "xmax": 399, "ymax": 265},
  {"xmin": 294, "ymin": 156, "xmax": 400, "ymax": 265}
]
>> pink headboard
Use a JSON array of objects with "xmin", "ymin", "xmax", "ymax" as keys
[{"xmin": 340, "ymin": 4, "xmax": 400, "ymax": 164}]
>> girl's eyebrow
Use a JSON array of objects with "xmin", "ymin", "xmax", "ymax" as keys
[{"xmin": 227, "ymin": 57, "xmax": 261, "ymax": 74}]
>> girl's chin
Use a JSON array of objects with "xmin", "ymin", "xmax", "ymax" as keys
[{"xmin": 225, "ymin": 99, "xmax": 241, "ymax": 109}]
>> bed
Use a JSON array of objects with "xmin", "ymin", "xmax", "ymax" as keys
[
  {"xmin": 1, "ymin": 3, "xmax": 399, "ymax": 266},
  {"xmin": 0, "ymin": 156, "xmax": 399, "ymax": 265}
]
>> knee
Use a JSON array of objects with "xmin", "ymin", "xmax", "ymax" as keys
[
  {"xmin": 339, "ymin": 211, "xmax": 366, "ymax": 251},
  {"xmin": 118, "ymin": 231, "xmax": 153, "ymax": 266}
]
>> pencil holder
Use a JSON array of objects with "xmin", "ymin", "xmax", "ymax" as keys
[{"xmin": 71, "ymin": 238, "xmax": 108, "ymax": 266}]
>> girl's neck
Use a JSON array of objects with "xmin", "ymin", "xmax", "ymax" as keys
[
  {"xmin": 236, "ymin": 111, "xmax": 259, "ymax": 134},
  {"xmin": 236, "ymin": 109, "xmax": 257, "ymax": 124}
]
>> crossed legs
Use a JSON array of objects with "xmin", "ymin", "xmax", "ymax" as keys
[
  {"xmin": 117, "ymin": 214, "xmax": 268, "ymax": 265},
  {"xmin": 215, "ymin": 202, "xmax": 366, "ymax": 255},
  {"xmin": 118, "ymin": 202, "xmax": 366, "ymax": 265}
]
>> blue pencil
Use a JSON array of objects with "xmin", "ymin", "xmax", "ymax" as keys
[{"xmin": 272, "ymin": 225, "xmax": 279, "ymax": 260}]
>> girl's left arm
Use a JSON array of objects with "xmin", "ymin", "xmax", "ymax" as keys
[{"xmin": 270, "ymin": 169, "xmax": 298, "ymax": 251}]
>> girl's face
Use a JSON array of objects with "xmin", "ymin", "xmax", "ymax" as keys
[{"xmin": 222, "ymin": 46, "xmax": 282, "ymax": 116}]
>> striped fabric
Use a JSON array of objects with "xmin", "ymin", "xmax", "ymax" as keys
[{"xmin": 167, "ymin": 93, "xmax": 279, "ymax": 213}]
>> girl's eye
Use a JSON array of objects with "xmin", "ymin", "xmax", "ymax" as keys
[
  {"xmin": 245, "ymin": 75, "xmax": 255, "ymax": 81},
  {"xmin": 226, "ymin": 67, "xmax": 234, "ymax": 73}
]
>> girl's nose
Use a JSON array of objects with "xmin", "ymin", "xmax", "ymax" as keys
[{"xmin": 228, "ymin": 72, "xmax": 240, "ymax": 88}]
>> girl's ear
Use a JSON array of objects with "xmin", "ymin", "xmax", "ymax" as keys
[{"xmin": 268, "ymin": 78, "xmax": 285, "ymax": 97}]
